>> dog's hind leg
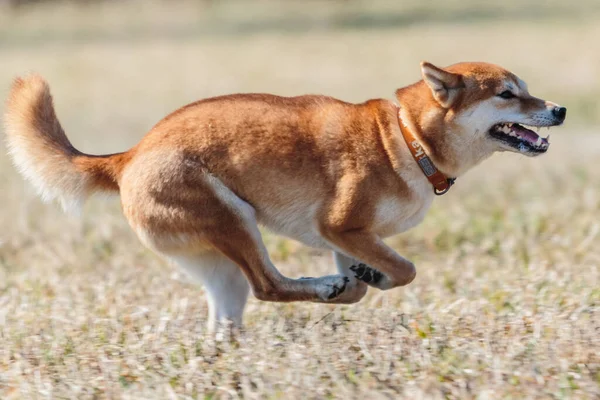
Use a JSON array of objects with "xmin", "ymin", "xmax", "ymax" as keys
[
  {"xmin": 124, "ymin": 163, "xmax": 350, "ymax": 319},
  {"xmin": 329, "ymin": 252, "xmax": 368, "ymax": 303},
  {"xmin": 170, "ymin": 251, "xmax": 250, "ymax": 334},
  {"xmin": 302, "ymin": 252, "xmax": 369, "ymax": 304},
  {"xmin": 209, "ymin": 214, "xmax": 350, "ymax": 304},
  {"xmin": 166, "ymin": 174, "xmax": 349, "ymax": 304}
]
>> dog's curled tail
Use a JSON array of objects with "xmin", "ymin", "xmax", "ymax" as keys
[{"xmin": 4, "ymin": 74, "xmax": 128, "ymax": 213}]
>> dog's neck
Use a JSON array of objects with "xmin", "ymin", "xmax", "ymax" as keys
[
  {"xmin": 395, "ymin": 107, "xmax": 455, "ymax": 195},
  {"xmin": 395, "ymin": 85, "xmax": 495, "ymax": 178}
]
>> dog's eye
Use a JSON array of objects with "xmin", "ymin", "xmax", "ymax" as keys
[{"xmin": 497, "ymin": 90, "xmax": 516, "ymax": 99}]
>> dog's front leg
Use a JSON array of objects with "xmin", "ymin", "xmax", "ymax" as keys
[{"xmin": 320, "ymin": 228, "xmax": 416, "ymax": 290}]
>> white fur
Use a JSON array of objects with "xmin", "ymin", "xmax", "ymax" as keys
[
  {"xmin": 4, "ymin": 111, "xmax": 89, "ymax": 214},
  {"xmin": 374, "ymin": 193, "xmax": 432, "ymax": 238},
  {"xmin": 3, "ymin": 76, "xmax": 91, "ymax": 213},
  {"xmin": 171, "ymin": 251, "xmax": 250, "ymax": 333},
  {"xmin": 454, "ymin": 98, "xmax": 560, "ymax": 157},
  {"xmin": 256, "ymin": 195, "xmax": 328, "ymax": 248}
]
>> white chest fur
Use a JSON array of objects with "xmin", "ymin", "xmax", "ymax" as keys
[{"xmin": 373, "ymin": 173, "xmax": 434, "ymax": 238}]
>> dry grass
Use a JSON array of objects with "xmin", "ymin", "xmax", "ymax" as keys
[{"xmin": 1, "ymin": 1, "xmax": 599, "ymax": 398}]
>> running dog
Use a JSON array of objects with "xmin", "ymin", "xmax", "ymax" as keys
[{"xmin": 4, "ymin": 62, "xmax": 566, "ymax": 332}]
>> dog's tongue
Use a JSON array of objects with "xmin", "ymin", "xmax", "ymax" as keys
[{"xmin": 513, "ymin": 124, "xmax": 548, "ymax": 145}]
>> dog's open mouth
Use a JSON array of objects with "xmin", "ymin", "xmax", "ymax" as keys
[{"xmin": 489, "ymin": 123, "xmax": 550, "ymax": 153}]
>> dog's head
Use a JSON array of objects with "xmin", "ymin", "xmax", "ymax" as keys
[{"xmin": 396, "ymin": 62, "xmax": 566, "ymax": 175}]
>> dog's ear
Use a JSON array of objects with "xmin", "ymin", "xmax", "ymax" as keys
[{"xmin": 420, "ymin": 61, "xmax": 464, "ymax": 108}]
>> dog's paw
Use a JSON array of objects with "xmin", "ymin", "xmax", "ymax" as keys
[
  {"xmin": 325, "ymin": 277, "xmax": 368, "ymax": 304},
  {"xmin": 350, "ymin": 263, "xmax": 384, "ymax": 285},
  {"xmin": 327, "ymin": 276, "xmax": 349, "ymax": 300},
  {"xmin": 311, "ymin": 275, "xmax": 349, "ymax": 301}
]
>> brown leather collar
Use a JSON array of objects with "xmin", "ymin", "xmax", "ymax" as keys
[{"xmin": 396, "ymin": 107, "xmax": 456, "ymax": 195}]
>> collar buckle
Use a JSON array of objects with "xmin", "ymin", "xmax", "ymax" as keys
[{"xmin": 434, "ymin": 178, "xmax": 456, "ymax": 196}]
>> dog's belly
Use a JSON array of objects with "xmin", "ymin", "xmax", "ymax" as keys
[{"xmin": 257, "ymin": 203, "xmax": 331, "ymax": 249}]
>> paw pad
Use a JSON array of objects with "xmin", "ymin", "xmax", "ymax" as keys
[{"xmin": 350, "ymin": 263, "xmax": 383, "ymax": 284}]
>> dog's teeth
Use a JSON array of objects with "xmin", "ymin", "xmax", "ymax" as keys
[
  {"xmin": 536, "ymin": 137, "xmax": 542, "ymax": 146},
  {"xmin": 546, "ymin": 134, "xmax": 550, "ymax": 141}
]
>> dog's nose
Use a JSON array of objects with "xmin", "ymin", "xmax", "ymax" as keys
[{"xmin": 552, "ymin": 106, "xmax": 567, "ymax": 121}]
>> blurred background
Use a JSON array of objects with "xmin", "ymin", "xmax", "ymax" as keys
[
  {"xmin": 1, "ymin": 1, "xmax": 599, "ymax": 399},
  {"xmin": 2, "ymin": 0, "xmax": 599, "ymax": 153}
]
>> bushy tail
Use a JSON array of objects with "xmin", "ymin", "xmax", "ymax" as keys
[{"xmin": 3, "ymin": 75, "xmax": 126, "ymax": 213}]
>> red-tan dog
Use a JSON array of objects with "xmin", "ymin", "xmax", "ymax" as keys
[{"xmin": 4, "ymin": 62, "xmax": 566, "ymax": 333}]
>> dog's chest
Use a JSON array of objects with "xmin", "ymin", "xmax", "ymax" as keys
[
  {"xmin": 373, "ymin": 195, "xmax": 432, "ymax": 238},
  {"xmin": 373, "ymin": 174, "xmax": 434, "ymax": 237}
]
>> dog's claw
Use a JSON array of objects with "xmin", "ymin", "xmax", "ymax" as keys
[{"xmin": 350, "ymin": 263, "xmax": 383, "ymax": 284}]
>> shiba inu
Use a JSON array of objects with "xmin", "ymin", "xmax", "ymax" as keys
[{"xmin": 4, "ymin": 62, "xmax": 566, "ymax": 333}]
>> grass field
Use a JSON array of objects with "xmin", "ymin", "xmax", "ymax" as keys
[{"xmin": 1, "ymin": 1, "xmax": 599, "ymax": 398}]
